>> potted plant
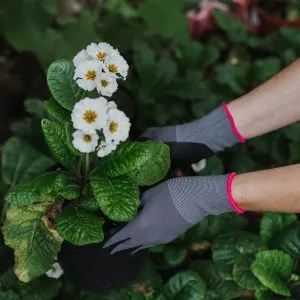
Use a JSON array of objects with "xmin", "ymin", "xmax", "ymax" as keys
[{"xmin": 1, "ymin": 42, "xmax": 171, "ymax": 292}]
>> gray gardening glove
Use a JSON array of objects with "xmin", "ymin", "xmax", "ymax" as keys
[
  {"xmin": 142, "ymin": 104, "xmax": 245, "ymax": 156},
  {"xmin": 104, "ymin": 173, "xmax": 244, "ymax": 254}
]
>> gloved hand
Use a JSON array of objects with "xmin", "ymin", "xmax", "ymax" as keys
[
  {"xmin": 142, "ymin": 103, "xmax": 245, "ymax": 157},
  {"xmin": 104, "ymin": 173, "xmax": 244, "ymax": 254}
]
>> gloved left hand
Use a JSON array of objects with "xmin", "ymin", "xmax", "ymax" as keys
[{"xmin": 104, "ymin": 173, "xmax": 244, "ymax": 254}]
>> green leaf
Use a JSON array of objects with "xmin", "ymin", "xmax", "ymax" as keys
[
  {"xmin": 185, "ymin": 213, "xmax": 248, "ymax": 243},
  {"xmin": 56, "ymin": 207, "xmax": 104, "ymax": 246},
  {"xmin": 94, "ymin": 142, "xmax": 152, "ymax": 177},
  {"xmin": 214, "ymin": 63, "xmax": 248, "ymax": 94},
  {"xmin": 249, "ymin": 57, "xmax": 281, "ymax": 86},
  {"xmin": 150, "ymin": 244, "xmax": 168, "ymax": 253},
  {"xmin": 212, "ymin": 231, "xmax": 261, "ymax": 265},
  {"xmin": 134, "ymin": 141, "xmax": 170, "ymax": 186},
  {"xmin": 260, "ymin": 213, "xmax": 297, "ymax": 245},
  {"xmin": 270, "ymin": 223, "xmax": 300, "ymax": 260},
  {"xmin": 251, "ymin": 250, "xmax": 293, "ymax": 296},
  {"xmin": 163, "ymin": 270, "xmax": 206, "ymax": 300},
  {"xmin": 232, "ymin": 256, "xmax": 262, "ymax": 290},
  {"xmin": 91, "ymin": 174, "xmax": 140, "ymax": 222},
  {"xmin": 138, "ymin": 0, "xmax": 188, "ymax": 40},
  {"xmin": 3, "ymin": 197, "xmax": 63, "ymax": 282},
  {"xmin": 64, "ymin": 121, "xmax": 81, "ymax": 156},
  {"xmin": 41, "ymin": 119, "xmax": 77, "ymax": 170},
  {"xmin": 45, "ymin": 98, "xmax": 70, "ymax": 123},
  {"xmin": 213, "ymin": 10, "xmax": 249, "ymax": 44},
  {"xmin": 1, "ymin": 137, "xmax": 55, "ymax": 187},
  {"xmin": 0, "ymin": 291, "xmax": 20, "ymax": 300},
  {"xmin": 6, "ymin": 172, "xmax": 59, "ymax": 206},
  {"xmin": 47, "ymin": 59, "xmax": 88, "ymax": 110},
  {"xmin": 54, "ymin": 173, "xmax": 80, "ymax": 200},
  {"xmin": 164, "ymin": 246, "xmax": 188, "ymax": 267},
  {"xmin": 191, "ymin": 260, "xmax": 243, "ymax": 300},
  {"xmin": 194, "ymin": 156, "xmax": 224, "ymax": 176},
  {"xmin": 24, "ymin": 98, "xmax": 45, "ymax": 118}
]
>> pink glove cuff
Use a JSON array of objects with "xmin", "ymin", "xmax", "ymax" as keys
[
  {"xmin": 227, "ymin": 172, "xmax": 245, "ymax": 214},
  {"xmin": 222, "ymin": 103, "xmax": 246, "ymax": 144}
]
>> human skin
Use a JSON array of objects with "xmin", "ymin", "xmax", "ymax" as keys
[
  {"xmin": 228, "ymin": 59, "xmax": 300, "ymax": 212},
  {"xmin": 233, "ymin": 164, "xmax": 300, "ymax": 212}
]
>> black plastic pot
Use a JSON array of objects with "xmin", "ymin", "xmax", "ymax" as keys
[{"xmin": 59, "ymin": 225, "xmax": 148, "ymax": 292}]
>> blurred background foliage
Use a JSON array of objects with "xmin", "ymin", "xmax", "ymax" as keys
[{"xmin": 1, "ymin": 0, "xmax": 300, "ymax": 299}]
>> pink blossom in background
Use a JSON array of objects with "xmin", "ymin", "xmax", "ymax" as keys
[{"xmin": 187, "ymin": 0, "xmax": 229, "ymax": 37}]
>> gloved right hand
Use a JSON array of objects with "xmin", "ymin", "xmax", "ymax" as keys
[
  {"xmin": 104, "ymin": 173, "xmax": 245, "ymax": 254},
  {"xmin": 142, "ymin": 103, "xmax": 245, "ymax": 160}
]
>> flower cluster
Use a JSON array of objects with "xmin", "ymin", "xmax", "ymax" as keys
[
  {"xmin": 73, "ymin": 42, "xmax": 128, "ymax": 97},
  {"xmin": 71, "ymin": 43, "xmax": 131, "ymax": 157}
]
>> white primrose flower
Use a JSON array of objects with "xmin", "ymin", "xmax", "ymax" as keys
[
  {"xmin": 73, "ymin": 49, "xmax": 89, "ymax": 67},
  {"xmin": 72, "ymin": 130, "xmax": 99, "ymax": 153},
  {"xmin": 191, "ymin": 159, "xmax": 207, "ymax": 173},
  {"xmin": 103, "ymin": 54, "xmax": 129, "ymax": 79},
  {"xmin": 71, "ymin": 97, "xmax": 107, "ymax": 134},
  {"xmin": 45, "ymin": 262, "xmax": 64, "ymax": 279},
  {"xmin": 106, "ymin": 100, "xmax": 117, "ymax": 110},
  {"xmin": 96, "ymin": 72, "xmax": 118, "ymax": 97},
  {"xmin": 103, "ymin": 108, "xmax": 131, "ymax": 143},
  {"xmin": 97, "ymin": 140, "xmax": 117, "ymax": 158},
  {"xmin": 74, "ymin": 60, "xmax": 102, "ymax": 91},
  {"xmin": 86, "ymin": 42, "xmax": 115, "ymax": 61}
]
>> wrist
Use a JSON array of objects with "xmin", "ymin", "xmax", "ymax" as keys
[{"xmin": 227, "ymin": 173, "xmax": 246, "ymax": 214}]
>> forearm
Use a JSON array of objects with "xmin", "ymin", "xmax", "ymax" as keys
[
  {"xmin": 228, "ymin": 59, "xmax": 300, "ymax": 139},
  {"xmin": 232, "ymin": 164, "xmax": 300, "ymax": 212}
]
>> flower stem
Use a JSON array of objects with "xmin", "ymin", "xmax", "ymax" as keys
[{"xmin": 84, "ymin": 153, "xmax": 90, "ymax": 184}]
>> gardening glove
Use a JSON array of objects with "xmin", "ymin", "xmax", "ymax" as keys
[
  {"xmin": 104, "ymin": 173, "xmax": 244, "ymax": 254},
  {"xmin": 142, "ymin": 103, "xmax": 245, "ymax": 158}
]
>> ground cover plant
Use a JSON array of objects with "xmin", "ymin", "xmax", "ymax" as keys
[{"xmin": 1, "ymin": 0, "xmax": 300, "ymax": 299}]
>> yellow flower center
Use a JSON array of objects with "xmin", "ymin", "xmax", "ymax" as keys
[
  {"xmin": 97, "ymin": 52, "xmax": 106, "ymax": 59},
  {"xmin": 108, "ymin": 64, "xmax": 119, "ymax": 73},
  {"xmin": 85, "ymin": 70, "xmax": 96, "ymax": 81},
  {"xmin": 82, "ymin": 134, "xmax": 92, "ymax": 143},
  {"xmin": 83, "ymin": 110, "xmax": 97, "ymax": 124},
  {"xmin": 51, "ymin": 266, "xmax": 57, "ymax": 272},
  {"xmin": 101, "ymin": 79, "xmax": 109, "ymax": 88},
  {"xmin": 109, "ymin": 121, "xmax": 119, "ymax": 134}
]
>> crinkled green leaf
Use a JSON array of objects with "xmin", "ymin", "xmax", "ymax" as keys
[
  {"xmin": 163, "ymin": 270, "xmax": 206, "ymax": 300},
  {"xmin": 185, "ymin": 213, "xmax": 248, "ymax": 243},
  {"xmin": 45, "ymin": 97, "xmax": 70, "ymax": 123},
  {"xmin": 64, "ymin": 121, "xmax": 81, "ymax": 156},
  {"xmin": 6, "ymin": 172, "xmax": 59, "ymax": 206},
  {"xmin": 251, "ymin": 250, "xmax": 293, "ymax": 296},
  {"xmin": 232, "ymin": 256, "xmax": 262, "ymax": 290},
  {"xmin": 41, "ymin": 119, "xmax": 77, "ymax": 170},
  {"xmin": 260, "ymin": 212, "xmax": 297, "ymax": 246},
  {"xmin": 54, "ymin": 173, "xmax": 80, "ymax": 200},
  {"xmin": 164, "ymin": 246, "xmax": 188, "ymax": 267},
  {"xmin": 95, "ymin": 142, "xmax": 152, "ymax": 177},
  {"xmin": 47, "ymin": 59, "xmax": 88, "ymax": 110},
  {"xmin": 2, "ymin": 197, "xmax": 63, "ymax": 282},
  {"xmin": 1, "ymin": 137, "xmax": 55, "ymax": 187},
  {"xmin": 270, "ymin": 223, "xmax": 300, "ymax": 260},
  {"xmin": 191, "ymin": 260, "xmax": 243, "ymax": 300},
  {"xmin": 90, "ymin": 174, "xmax": 139, "ymax": 222},
  {"xmin": 134, "ymin": 141, "xmax": 170, "ymax": 186},
  {"xmin": 56, "ymin": 207, "xmax": 104, "ymax": 246},
  {"xmin": 212, "ymin": 231, "xmax": 262, "ymax": 265}
]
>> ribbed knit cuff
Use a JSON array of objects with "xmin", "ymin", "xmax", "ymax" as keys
[{"xmin": 226, "ymin": 172, "xmax": 245, "ymax": 214}]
